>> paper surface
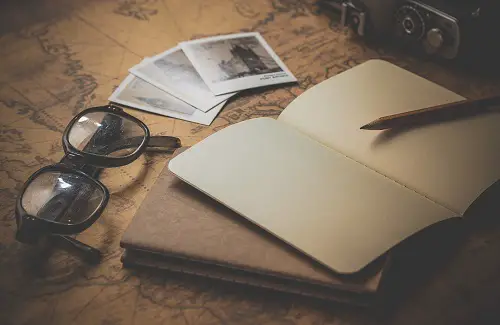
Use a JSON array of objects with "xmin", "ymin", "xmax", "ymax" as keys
[
  {"xmin": 169, "ymin": 117, "xmax": 456, "ymax": 274},
  {"xmin": 180, "ymin": 32, "xmax": 297, "ymax": 95},
  {"xmin": 108, "ymin": 74, "xmax": 225, "ymax": 125},
  {"xmin": 129, "ymin": 47, "xmax": 235, "ymax": 112},
  {"xmin": 279, "ymin": 59, "xmax": 500, "ymax": 214}
]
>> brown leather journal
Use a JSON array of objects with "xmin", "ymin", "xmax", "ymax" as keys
[{"xmin": 120, "ymin": 147, "xmax": 393, "ymax": 305}]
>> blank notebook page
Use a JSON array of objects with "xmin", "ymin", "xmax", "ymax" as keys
[
  {"xmin": 279, "ymin": 60, "xmax": 500, "ymax": 214},
  {"xmin": 168, "ymin": 117, "xmax": 455, "ymax": 274}
]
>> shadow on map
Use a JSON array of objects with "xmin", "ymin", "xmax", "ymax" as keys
[{"xmin": 0, "ymin": 0, "xmax": 89, "ymax": 35}]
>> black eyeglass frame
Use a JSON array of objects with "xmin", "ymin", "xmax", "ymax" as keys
[
  {"xmin": 62, "ymin": 105, "xmax": 151, "ymax": 168},
  {"xmin": 15, "ymin": 164, "xmax": 110, "ymax": 235},
  {"xmin": 15, "ymin": 104, "xmax": 181, "ymax": 263}
]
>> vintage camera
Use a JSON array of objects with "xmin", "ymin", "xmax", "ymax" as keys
[
  {"xmin": 319, "ymin": 0, "xmax": 498, "ymax": 61},
  {"xmin": 392, "ymin": 0, "xmax": 472, "ymax": 59}
]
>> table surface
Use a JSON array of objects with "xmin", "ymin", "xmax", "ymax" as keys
[{"xmin": 1, "ymin": 1, "xmax": 500, "ymax": 324}]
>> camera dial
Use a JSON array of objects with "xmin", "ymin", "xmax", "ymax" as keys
[{"xmin": 394, "ymin": 5, "xmax": 426, "ymax": 41}]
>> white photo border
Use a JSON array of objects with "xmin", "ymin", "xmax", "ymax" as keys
[{"xmin": 180, "ymin": 32, "xmax": 297, "ymax": 95}]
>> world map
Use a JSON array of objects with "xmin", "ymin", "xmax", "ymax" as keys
[{"xmin": 1, "ymin": 1, "xmax": 500, "ymax": 325}]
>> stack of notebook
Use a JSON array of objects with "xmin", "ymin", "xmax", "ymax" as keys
[
  {"xmin": 120, "ymin": 148, "xmax": 387, "ymax": 305},
  {"xmin": 120, "ymin": 60, "xmax": 500, "ymax": 305}
]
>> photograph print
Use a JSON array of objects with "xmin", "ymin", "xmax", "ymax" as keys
[
  {"xmin": 181, "ymin": 32, "xmax": 297, "ymax": 95},
  {"xmin": 129, "ymin": 47, "xmax": 235, "ymax": 112},
  {"xmin": 108, "ymin": 74, "xmax": 226, "ymax": 125}
]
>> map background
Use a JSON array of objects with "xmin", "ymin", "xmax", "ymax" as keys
[{"xmin": 1, "ymin": 1, "xmax": 500, "ymax": 325}]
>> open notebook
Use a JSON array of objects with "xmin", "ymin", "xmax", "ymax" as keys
[
  {"xmin": 120, "ymin": 148, "xmax": 388, "ymax": 306},
  {"xmin": 169, "ymin": 59, "xmax": 500, "ymax": 274}
]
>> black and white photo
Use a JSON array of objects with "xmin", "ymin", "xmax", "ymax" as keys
[
  {"xmin": 129, "ymin": 47, "xmax": 235, "ymax": 112},
  {"xmin": 108, "ymin": 75, "xmax": 226, "ymax": 125},
  {"xmin": 181, "ymin": 32, "xmax": 297, "ymax": 95}
]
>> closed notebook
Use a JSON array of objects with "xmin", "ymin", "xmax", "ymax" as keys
[{"xmin": 120, "ymin": 148, "xmax": 387, "ymax": 305}]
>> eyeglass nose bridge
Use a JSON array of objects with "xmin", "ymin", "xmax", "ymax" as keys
[{"xmin": 15, "ymin": 215, "xmax": 49, "ymax": 245}]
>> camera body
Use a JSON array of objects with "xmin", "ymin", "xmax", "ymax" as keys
[{"xmin": 321, "ymin": 0, "xmax": 496, "ymax": 61}]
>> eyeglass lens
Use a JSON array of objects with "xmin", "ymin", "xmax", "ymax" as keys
[
  {"xmin": 68, "ymin": 112, "xmax": 146, "ymax": 158},
  {"xmin": 21, "ymin": 171, "xmax": 105, "ymax": 226}
]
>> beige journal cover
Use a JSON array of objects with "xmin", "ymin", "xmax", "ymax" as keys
[
  {"xmin": 120, "ymin": 148, "xmax": 386, "ymax": 305},
  {"xmin": 169, "ymin": 59, "xmax": 500, "ymax": 274}
]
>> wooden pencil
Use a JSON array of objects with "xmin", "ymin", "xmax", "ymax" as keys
[{"xmin": 360, "ymin": 94, "xmax": 500, "ymax": 130}]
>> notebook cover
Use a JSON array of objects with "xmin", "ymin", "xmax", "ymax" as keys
[
  {"xmin": 120, "ymin": 147, "xmax": 387, "ymax": 303},
  {"xmin": 121, "ymin": 248, "xmax": 376, "ymax": 306}
]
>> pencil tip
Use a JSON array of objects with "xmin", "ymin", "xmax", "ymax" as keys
[{"xmin": 360, "ymin": 124, "xmax": 371, "ymax": 130}]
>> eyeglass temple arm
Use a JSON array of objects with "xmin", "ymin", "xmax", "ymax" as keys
[
  {"xmin": 35, "ymin": 190, "xmax": 102, "ymax": 263},
  {"xmin": 50, "ymin": 234, "xmax": 102, "ymax": 264},
  {"xmin": 61, "ymin": 135, "xmax": 181, "ymax": 175},
  {"xmin": 145, "ymin": 136, "xmax": 182, "ymax": 153},
  {"xmin": 98, "ymin": 135, "xmax": 181, "ymax": 155}
]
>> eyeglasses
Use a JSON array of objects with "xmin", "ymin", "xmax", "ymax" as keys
[{"xmin": 15, "ymin": 105, "xmax": 181, "ymax": 263}]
